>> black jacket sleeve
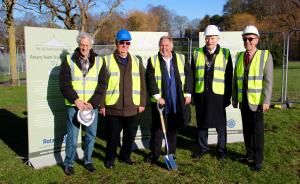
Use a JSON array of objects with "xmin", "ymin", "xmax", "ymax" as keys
[
  {"xmin": 224, "ymin": 51, "xmax": 233, "ymax": 107},
  {"xmin": 146, "ymin": 57, "xmax": 160, "ymax": 97},
  {"xmin": 88, "ymin": 59, "xmax": 107, "ymax": 108},
  {"xmin": 190, "ymin": 52, "xmax": 196, "ymax": 103},
  {"xmin": 139, "ymin": 58, "xmax": 147, "ymax": 107},
  {"xmin": 59, "ymin": 56, "xmax": 79, "ymax": 104},
  {"xmin": 184, "ymin": 57, "xmax": 193, "ymax": 95}
]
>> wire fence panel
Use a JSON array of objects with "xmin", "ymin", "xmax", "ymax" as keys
[
  {"xmin": 93, "ymin": 45, "xmax": 116, "ymax": 56},
  {"xmin": 0, "ymin": 46, "xmax": 26, "ymax": 75},
  {"xmin": 286, "ymin": 30, "xmax": 300, "ymax": 104}
]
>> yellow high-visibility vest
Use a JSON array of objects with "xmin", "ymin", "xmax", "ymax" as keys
[
  {"xmin": 104, "ymin": 54, "xmax": 141, "ymax": 105},
  {"xmin": 235, "ymin": 50, "xmax": 269, "ymax": 105},
  {"xmin": 65, "ymin": 55, "xmax": 103, "ymax": 106},
  {"xmin": 194, "ymin": 47, "xmax": 229, "ymax": 94},
  {"xmin": 149, "ymin": 53, "xmax": 186, "ymax": 102}
]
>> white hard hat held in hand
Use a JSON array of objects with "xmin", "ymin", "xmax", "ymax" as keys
[
  {"xmin": 204, "ymin": 25, "xmax": 220, "ymax": 36},
  {"xmin": 77, "ymin": 110, "xmax": 95, "ymax": 126},
  {"xmin": 242, "ymin": 25, "xmax": 259, "ymax": 36}
]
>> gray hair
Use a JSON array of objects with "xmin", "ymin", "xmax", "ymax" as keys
[
  {"xmin": 76, "ymin": 32, "xmax": 95, "ymax": 46},
  {"xmin": 159, "ymin": 36, "xmax": 173, "ymax": 49}
]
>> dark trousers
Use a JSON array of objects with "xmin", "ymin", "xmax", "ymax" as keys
[
  {"xmin": 197, "ymin": 126, "xmax": 227, "ymax": 153},
  {"xmin": 241, "ymin": 102, "xmax": 264, "ymax": 164},
  {"xmin": 105, "ymin": 115, "xmax": 137, "ymax": 162},
  {"xmin": 149, "ymin": 104, "xmax": 179, "ymax": 158}
]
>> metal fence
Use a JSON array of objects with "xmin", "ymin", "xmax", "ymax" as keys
[
  {"xmin": 282, "ymin": 30, "xmax": 300, "ymax": 105},
  {"xmin": 93, "ymin": 45, "xmax": 115, "ymax": 56},
  {"xmin": 0, "ymin": 45, "xmax": 26, "ymax": 76}
]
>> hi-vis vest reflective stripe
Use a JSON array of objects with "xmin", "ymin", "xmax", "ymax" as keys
[
  {"xmin": 235, "ymin": 50, "xmax": 269, "ymax": 105},
  {"xmin": 194, "ymin": 48, "xmax": 229, "ymax": 94},
  {"xmin": 104, "ymin": 54, "xmax": 141, "ymax": 105},
  {"xmin": 65, "ymin": 55, "xmax": 103, "ymax": 106},
  {"xmin": 149, "ymin": 53, "xmax": 186, "ymax": 102}
]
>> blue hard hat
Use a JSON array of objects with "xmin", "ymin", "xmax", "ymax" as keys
[{"xmin": 116, "ymin": 29, "xmax": 132, "ymax": 41}]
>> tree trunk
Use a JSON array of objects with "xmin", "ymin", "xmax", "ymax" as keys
[
  {"xmin": 80, "ymin": 12, "xmax": 87, "ymax": 32},
  {"xmin": 8, "ymin": 24, "xmax": 18, "ymax": 86}
]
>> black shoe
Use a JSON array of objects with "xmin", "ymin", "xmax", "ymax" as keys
[
  {"xmin": 145, "ymin": 154, "xmax": 159, "ymax": 164},
  {"xmin": 85, "ymin": 163, "xmax": 96, "ymax": 173},
  {"xmin": 64, "ymin": 166, "xmax": 74, "ymax": 176},
  {"xmin": 120, "ymin": 157, "xmax": 135, "ymax": 165},
  {"xmin": 104, "ymin": 161, "xmax": 115, "ymax": 169},
  {"xmin": 216, "ymin": 152, "xmax": 226, "ymax": 161},
  {"xmin": 238, "ymin": 157, "xmax": 254, "ymax": 165},
  {"xmin": 191, "ymin": 151, "xmax": 208, "ymax": 159},
  {"xmin": 253, "ymin": 164, "xmax": 262, "ymax": 172}
]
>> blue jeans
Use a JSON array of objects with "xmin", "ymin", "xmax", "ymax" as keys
[{"xmin": 64, "ymin": 107, "xmax": 98, "ymax": 167}]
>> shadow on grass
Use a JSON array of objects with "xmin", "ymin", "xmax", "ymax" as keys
[
  {"xmin": 176, "ymin": 125, "xmax": 245, "ymax": 160},
  {"xmin": 95, "ymin": 109, "xmax": 152, "ymax": 161},
  {"xmin": 177, "ymin": 125, "xmax": 197, "ymax": 151},
  {"xmin": 0, "ymin": 109, "xmax": 28, "ymax": 158}
]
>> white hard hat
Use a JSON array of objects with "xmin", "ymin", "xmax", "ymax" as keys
[
  {"xmin": 242, "ymin": 25, "xmax": 259, "ymax": 36},
  {"xmin": 77, "ymin": 110, "xmax": 95, "ymax": 126},
  {"xmin": 204, "ymin": 25, "xmax": 220, "ymax": 36}
]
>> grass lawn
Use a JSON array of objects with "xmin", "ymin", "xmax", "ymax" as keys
[
  {"xmin": 0, "ymin": 72, "xmax": 26, "ymax": 84},
  {"xmin": 0, "ymin": 64, "xmax": 300, "ymax": 183}
]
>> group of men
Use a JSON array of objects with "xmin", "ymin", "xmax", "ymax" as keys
[{"xmin": 59, "ymin": 24, "xmax": 273, "ymax": 175}]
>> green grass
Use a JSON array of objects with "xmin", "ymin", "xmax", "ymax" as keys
[
  {"xmin": 0, "ymin": 72, "xmax": 26, "ymax": 84},
  {"xmin": 0, "ymin": 65, "xmax": 300, "ymax": 183}
]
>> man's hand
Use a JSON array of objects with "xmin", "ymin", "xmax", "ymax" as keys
[
  {"xmin": 75, "ymin": 99, "xmax": 85, "ymax": 111},
  {"xmin": 262, "ymin": 103, "xmax": 270, "ymax": 113},
  {"xmin": 138, "ymin": 106, "xmax": 145, "ymax": 113},
  {"xmin": 99, "ymin": 107, "xmax": 106, "ymax": 116},
  {"xmin": 84, "ymin": 102, "xmax": 93, "ymax": 110},
  {"xmin": 185, "ymin": 97, "xmax": 191, "ymax": 105},
  {"xmin": 158, "ymin": 98, "xmax": 165, "ymax": 106}
]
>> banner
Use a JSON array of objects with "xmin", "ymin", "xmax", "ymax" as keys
[{"xmin": 25, "ymin": 27, "xmax": 83, "ymax": 168}]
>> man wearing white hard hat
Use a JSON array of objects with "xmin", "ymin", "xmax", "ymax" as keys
[
  {"xmin": 232, "ymin": 25, "xmax": 273, "ymax": 171},
  {"xmin": 191, "ymin": 25, "xmax": 233, "ymax": 161},
  {"xmin": 60, "ymin": 32, "xmax": 107, "ymax": 175}
]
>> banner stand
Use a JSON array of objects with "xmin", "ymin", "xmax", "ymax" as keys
[{"xmin": 28, "ymin": 149, "xmax": 83, "ymax": 169}]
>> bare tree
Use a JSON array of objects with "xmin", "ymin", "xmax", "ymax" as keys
[
  {"xmin": 172, "ymin": 15, "xmax": 189, "ymax": 37},
  {"xmin": 148, "ymin": 5, "xmax": 172, "ymax": 32},
  {"xmin": 92, "ymin": 0, "xmax": 123, "ymax": 37},
  {"xmin": 77, "ymin": 0, "xmax": 94, "ymax": 32},
  {"xmin": 29, "ymin": 0, "xmax": 79, "ymax": 30},
  {"xmin": 199, "ymin": 15, "xmax": 210, "ymax": 31},
  {"xmin": 2, "ymin": 0, "xmax": 18, "ymax": 85},
  {"xmin": 0, "ymin": 7, "xmax": 7, "ymax": 45},
  {"xmin": 30, "ymin": 0, "xmax": 124, "ymax": 37}
]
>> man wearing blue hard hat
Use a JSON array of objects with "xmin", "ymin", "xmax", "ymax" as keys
[{"xmin": 99, "ymin": 29, "xmax": 146, "ymax": 169}]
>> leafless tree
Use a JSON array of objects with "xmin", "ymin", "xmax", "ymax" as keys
[
  {"xmin": 2, "ymin": 0, "xmax": 18, "ymax": 85},
  {"xmin": 29, "ymin": 0, "xmax": 124, "ymax": 37}
]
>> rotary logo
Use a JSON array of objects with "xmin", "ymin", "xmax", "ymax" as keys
[{"xmin": 227, "ymin": 119, "xmax": 236, "ymax": 128}]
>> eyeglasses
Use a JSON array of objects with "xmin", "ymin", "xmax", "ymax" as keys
[
  {"xmin": 118, "ymin": 41, "xmax": 131, "ymax": 45},
  {"xmin": 243, "ymin": 37, "xmax": 256, "ymax": 42}
]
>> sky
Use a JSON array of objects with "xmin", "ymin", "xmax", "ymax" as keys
[{"xmin": 119, "ymin": 0, "xmax": 228, "ymax": 20}]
